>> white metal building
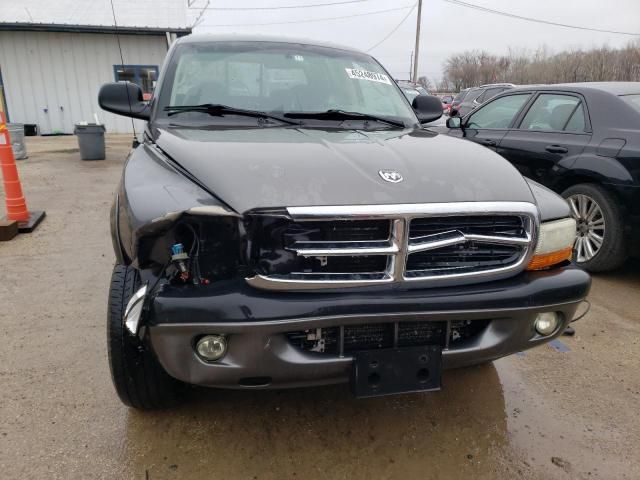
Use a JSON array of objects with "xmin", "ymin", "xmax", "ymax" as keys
[{"xmin": 0, "ymin": 0, "xmax": 191, "ymax": 134}]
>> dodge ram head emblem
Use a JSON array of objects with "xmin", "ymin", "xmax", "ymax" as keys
[{"xmin": 379, "ymin": 170, "xmax": 403, "ymax": 183}]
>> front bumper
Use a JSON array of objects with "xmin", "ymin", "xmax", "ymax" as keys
[{"xmin": 147, "ymin": 266, "xmax": 590, "ymax": 389}]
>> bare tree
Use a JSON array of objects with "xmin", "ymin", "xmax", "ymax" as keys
[
  {"xmin": 417, "ymin": 76, "xmax": 434, "ymax": 91},
  {"xmin": 441, "ymin": 41, "xmax": 640, "ymax": 90}
]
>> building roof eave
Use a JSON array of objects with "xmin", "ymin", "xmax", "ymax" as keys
[{"xmin": 0, "ymin": 22, "xmax": 191, "ymax": 36}]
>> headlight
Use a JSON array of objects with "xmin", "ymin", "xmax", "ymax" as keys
[{"xmin": 527, "ymin": 218, "xmax": 576, "ymax": 270}]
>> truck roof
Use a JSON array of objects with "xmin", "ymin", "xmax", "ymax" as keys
[{"xmin": 176, "ymin": 33, "xmax": 365, "ymax": 55}]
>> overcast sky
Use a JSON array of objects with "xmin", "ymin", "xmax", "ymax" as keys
[{"xmin": 192, "ymin": 0, "xmax": 640, "ymax": 81}]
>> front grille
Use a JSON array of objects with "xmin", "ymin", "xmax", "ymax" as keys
[
  {"xmin": 286, "ymin": 319, "xmax": 488, "ymax": 355},
  {"xmin": 409, "ymin": 215, "xmax": 526, "ymax": 238},
  {"xmin": 291, "ymin": 254, "xmax": 388, "ymax": 274},
  {"xmin": 284, "ymin": 220, "xmax": 390, "ymax": 244},
  {"xmin": 247, "ymin": 203, "xmax": 538, "ymax": 291},
  {"xmin": 283, "ymin": 220, "xmax": 390, "ymax": 275},
  {"xmin": 405, "ymin": 243, "xmax": 522, "ymax": 276}
]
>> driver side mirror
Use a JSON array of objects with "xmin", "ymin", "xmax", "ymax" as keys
[
  {"xmin": 446, "ymin": 116, "xmax": 463, "ymax": 129},
  {"xmin": 98, "ymin": 81, "xmax": 150, "ymax": 120},
  {"xmin": 412, "ymin": 94, "xmax": 443, "ymax": 124}
]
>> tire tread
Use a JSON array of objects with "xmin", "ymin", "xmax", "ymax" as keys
[{"xmin": 107, "ymin": 264, "xmax": 183, "ymax": 409}]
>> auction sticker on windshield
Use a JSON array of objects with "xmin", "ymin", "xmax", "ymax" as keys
[{"xmin": 345, "ymin": 68, "xmax": 391, "ymax": 85}]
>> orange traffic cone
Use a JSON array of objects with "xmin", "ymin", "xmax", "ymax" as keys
[{"xmin": 0, "ymin": 112, "xmax": 45, "ymax": 233}]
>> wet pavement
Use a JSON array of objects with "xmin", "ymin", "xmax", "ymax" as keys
[{"xmin": 1, "ymin": 135, "xmax": 638, "ymax": 479}]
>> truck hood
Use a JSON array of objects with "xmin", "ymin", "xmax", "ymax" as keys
[{"xmin": 155, "ymin": 126, "xmax": 535, "ymax": 213}]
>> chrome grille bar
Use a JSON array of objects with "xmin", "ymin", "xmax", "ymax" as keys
[
  {"xmin": 292, "ymin": 240, "xmax": 399, "ymax": 257},
  {"xmin": 408, "ymin": 231, "xmax": 532, "ymax": 253},
  {"xmin": 391, "ymin": 218, "xmax": 408, "ymax": 282},
  {"xmin": 246, "ymin": 202, "xmax": 539, "ymax": 291},
  {"xmin": 408, "ymin": 230, "xmax": 467, "ymax": 253},
  {"xmin": 461, "ymin": 233, "xmax": 531, "ymax": 245}
]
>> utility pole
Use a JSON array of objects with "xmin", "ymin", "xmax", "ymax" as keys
[
  {"xmin": 409, "ymin": 51, "xmax": 414, "ymax": 81},
  {"xmin": 412, "ymin": 0, "xmax": 423, "ymax": 83}
]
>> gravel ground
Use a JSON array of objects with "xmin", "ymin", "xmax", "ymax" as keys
[{"xmin": 1, "ymin": 135, "xmax": 638, "ymax": 480}]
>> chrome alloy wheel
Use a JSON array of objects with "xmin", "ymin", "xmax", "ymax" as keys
[{"xmin": 567, "ymin": 194, "xmax": 606, "ymax": 263}]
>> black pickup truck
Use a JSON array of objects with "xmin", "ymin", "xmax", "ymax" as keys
[{"xmin": 100, "ymin": 35, "xmax": 590, "ymax": 409}]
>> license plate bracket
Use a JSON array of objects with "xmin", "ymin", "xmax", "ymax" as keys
[{"xmin": 351, "ymin": 345, "xmax": 442, "ymax": 398}]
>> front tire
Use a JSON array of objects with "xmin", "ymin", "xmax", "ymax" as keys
[
  {"xmin": 107, "ymin": 264, "xmax": 184, "ymax": 409},
  {"xmin": 562, "ymin": 183, "xmax": 627, "ymax": 272}
]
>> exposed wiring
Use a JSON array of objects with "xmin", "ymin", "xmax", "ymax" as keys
[
  {"xmin": 185, "ymin": 224, "xmax": 200, "ymax": 256},
  {"xmin": 189, "ymin": 0, "xmax": 373, "ymax": 10},
  {"xmin": 571, "ymin": 300, "xmax": 591, "ymax": 323},
  {"xmin": 184, "ymin": 223, "xmax": 202, "ymax": 283},
  {"xmin": 199, "ymin": 5, "xmax": 415, "ymax": 27},
  {"xmin": 149, "ymin": 261, "xmax": 170, "ymax": 295},
  {"xmin": 366, "ymin": 2, "xmax": 418, "ymax": 52},
  {"xmin": 443, "ymin": 0, "xmax": 640, "ymax": 36}
]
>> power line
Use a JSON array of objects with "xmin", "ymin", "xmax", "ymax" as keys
[
  {"xmin": 443, "ymin": 0, "xmax": 640, "ymax": 36},
  {"xmin": 191, "ymin": 0, "xmax": 211, "ymax": 28},
  {"xmin": 189, "ymin": 0, "xmax": 372, "ymax": 10},
  {"xmin": 199, "ymin": 5, "xmax": 415, "ymax": 27},
  {"xmin": 366, "ymin": 3, "xmax": 418, "ymax": 52}
]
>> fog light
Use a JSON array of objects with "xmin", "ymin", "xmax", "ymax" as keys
[
  {"xmin": 196, "ymin": 335, "xmax": 227, "ymax": 362},
  {"xmin": 534, "ymin": 312, "xmax": 560, "ymax": 336}
]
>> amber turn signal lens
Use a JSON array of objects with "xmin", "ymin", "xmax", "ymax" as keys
[{"xmin": 527, "ymin": 246, "xmax": 573, "ymax": 271}]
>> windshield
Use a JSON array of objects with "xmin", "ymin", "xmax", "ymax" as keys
[
  {"xmin": 400, "ymin": 87, "xmax": 421, "ymax": 103},
  {"xmin": 156, "ymin": 41, "xmax": 417, "ymax": 126},
  {"xmin": 453, "ymin": 90, "xmax": 467, "ymax": 103},
  {"xmin": 621, "ymin": 94, "xmax": 640, "ymax": 113}
]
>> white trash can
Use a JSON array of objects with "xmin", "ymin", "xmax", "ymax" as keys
[
  {"xmin": 74, "ymin": 123, "xmax": 106, "ymax": 160},
  {"xmin": 7, "ymin": 123, "xmax": 27, "ymax": 160}
]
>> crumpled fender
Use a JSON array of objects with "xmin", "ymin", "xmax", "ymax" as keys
[{"xmin": 114, "ymin": 143, "xmax": 240, "ymax": 267}]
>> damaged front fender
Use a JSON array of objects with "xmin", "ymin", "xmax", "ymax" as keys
[{"xmin": 114, "ymin": 143, "xmax": 240, "ymax": 269}]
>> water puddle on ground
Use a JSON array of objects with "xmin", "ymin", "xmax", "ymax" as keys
[
  {"xmin": 119, "ymin": 364, "xmax": 527, "ymax": 479},
  {"xmin": 495, "ymin": 356, "xmax": 627, "ymax": 480}
]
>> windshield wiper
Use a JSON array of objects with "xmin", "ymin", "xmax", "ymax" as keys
[
  {"xmin": 164, "ymin": 104, "xmax": 301, "ymax": 125},
  {"xmin": 283, "ymin": 109, "xmax": 406, "ymax": 128}
]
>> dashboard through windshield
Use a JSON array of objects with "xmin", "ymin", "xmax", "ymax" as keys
[{"xmin": 155, "ymin": 41, "xmax": 417, "ymax": 126}]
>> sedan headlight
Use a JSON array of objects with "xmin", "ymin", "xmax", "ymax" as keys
[{"xmin": 527, "ymin": 218, "xmax": 577, "ymax": 270}]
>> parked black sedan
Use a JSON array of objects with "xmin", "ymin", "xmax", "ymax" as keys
[
  {"xmin": 450, "ymin": 83, "xmax": 515, "ymax": 117},
  {"xmin": 441, "ymin": 82, "xmax": 640, "ymax": 272}
]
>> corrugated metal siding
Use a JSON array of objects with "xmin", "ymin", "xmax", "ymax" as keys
[
  {"xmin": 0, "ymin": 31, "xmax": 168, "ymax": 134},
  {"xmin": 1, "ymin": 0, "xmax": 189, "ymax": 29}
]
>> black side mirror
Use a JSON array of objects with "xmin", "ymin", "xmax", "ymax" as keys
[
  {"xmin": 412, "ymin": 94, "xmax": 443, "ymax": 124},
  {"xmin": 446, "ymin": 116, "xmax": 463, "ymax": 129},
  {"xmin": 98, "ymin": 82, "xmax": 150, "ymax": 120}
]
